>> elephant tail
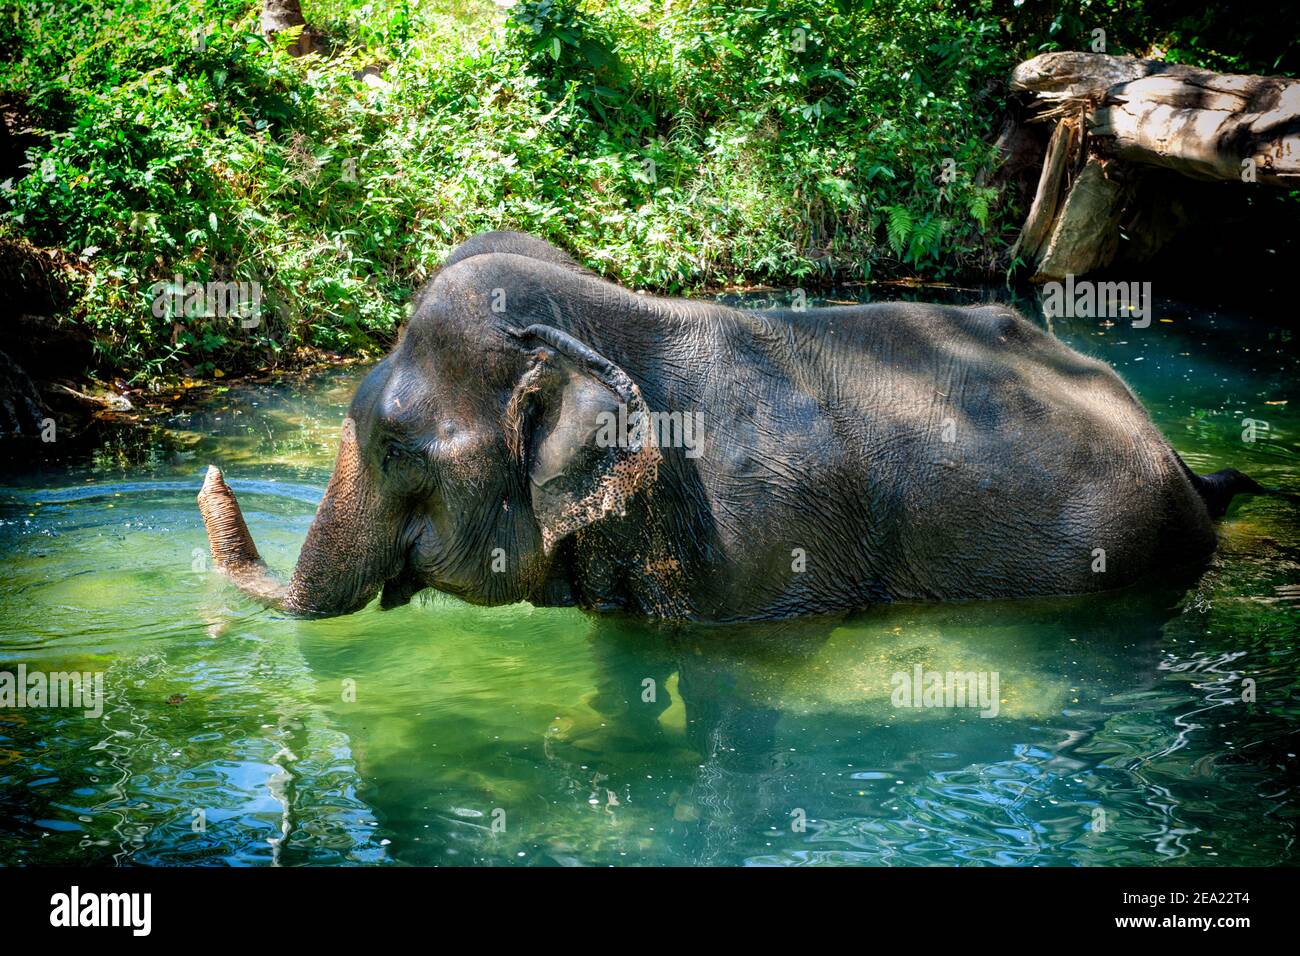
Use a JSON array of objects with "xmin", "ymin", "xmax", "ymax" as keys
[{"xmin": 1190, "ymin": 467, "xmax": 1299, "ymax": 518}]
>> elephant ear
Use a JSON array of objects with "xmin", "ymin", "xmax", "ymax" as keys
[{"xmin": 506, "ymin": 324, "xmax": 662, "ymax": 556}]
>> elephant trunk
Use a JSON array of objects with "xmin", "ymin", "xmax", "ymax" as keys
[
  {"xmin": 196, "ymin": 465, "xmax": 293, "ymax": 608},
  {"xmin": 198, "ymin": 418, "xmax": 393, "ymax": 617}
]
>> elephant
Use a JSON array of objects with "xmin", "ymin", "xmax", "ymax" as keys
[{"xmin": 197, "ymin": 230, "xmax": 1267, "ymax": 622}]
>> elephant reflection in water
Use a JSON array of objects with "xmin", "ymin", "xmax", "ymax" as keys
[{"xmin": 565, "ymin": 589, "xmax": 1185, "ymax": 864}]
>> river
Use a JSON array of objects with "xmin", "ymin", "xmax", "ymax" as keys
[{"xmin": 1, "ymin": 285, "xmax": 1296, "ymax": 865}]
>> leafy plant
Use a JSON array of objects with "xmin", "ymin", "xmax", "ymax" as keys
[{"xmin": 0, "ymin": 0, "xmax": 1291, "ymax": 384}]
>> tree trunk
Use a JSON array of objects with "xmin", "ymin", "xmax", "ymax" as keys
[
  {"xmin": 1033, "ymin": 155, "xmax": 1131, "ymax": 280},
  {"xmin": 262, "ymin": 0, "xmax": 315, "ymax": 56},
  {"xmin": 1011, "ymin": 115, "xmax": 1079, "ymax": 265}
]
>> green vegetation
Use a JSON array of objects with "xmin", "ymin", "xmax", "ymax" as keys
[{"xmin": 0, "ymin": 0, "xmax": 1294, "ymax": 383}]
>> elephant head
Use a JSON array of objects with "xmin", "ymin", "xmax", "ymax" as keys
[{"xmin": 198, "ymin": 253, "xmax": 662, "ymax": 617}]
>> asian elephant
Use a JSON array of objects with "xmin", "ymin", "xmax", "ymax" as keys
[{"xmin": 198, "ymin": 230, "xmax": 1266, "ymax": 622}]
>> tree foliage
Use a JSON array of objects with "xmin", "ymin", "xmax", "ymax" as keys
[{"xmin": 0, "ymin": 0, "xmax": 1291, "ymax": 381}]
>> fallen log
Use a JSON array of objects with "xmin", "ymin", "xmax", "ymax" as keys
[
  {"xmin": 1008, "ymin": 52, "xmax": 1300, "ymax": 279},
  {"xmin": 1092, "ymin": 72, "xmax": 1300, "ymax": 185},
  {"xmin": 1011, "ymin": 51, "xmax": 1194, "ymax": 103}
]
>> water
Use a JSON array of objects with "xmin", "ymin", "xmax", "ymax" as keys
[{"xmin": 1, "ymin": 288, "xmax": 1297, "ymax": 866}]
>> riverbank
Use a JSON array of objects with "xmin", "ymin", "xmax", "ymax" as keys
[
  {"xmin": 2, "ymin": 1, "xmax": 1296, "ymax": 417},
  {"xmin": 0, "ymin": 270, "xmax": 972, "ymax": 443}
]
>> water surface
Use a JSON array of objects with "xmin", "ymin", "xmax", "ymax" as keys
[{"xmin": 1, "ymin": 288, "xmax": 1297, "ymax": 866}]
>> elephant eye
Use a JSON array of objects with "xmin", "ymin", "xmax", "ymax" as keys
[
  {"xmin": 381, "ymin": 441, "xmax": 432, "ymax": 491},
  {"xmin": 381, "ymin": 442, "xmax": 415, "ymax": 476}
]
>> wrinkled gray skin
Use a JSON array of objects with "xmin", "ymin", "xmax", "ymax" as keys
[{"xmin": 200, "ymin": 230, "xmax": 1257, "ymax": 622}]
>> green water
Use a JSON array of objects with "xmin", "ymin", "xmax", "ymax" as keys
[{"xmin": 1, "ymin": 289, "xmax": 1297, "ymax": 866}]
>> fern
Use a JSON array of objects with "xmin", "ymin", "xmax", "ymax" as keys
[
  {"xmin": 883, "ymin": 205, "xmax": 912, "ymax": 257},
  {"xmin": 907, "ymin": 215, "xmax": 944, "ymax": 263},
  {"xmin": 967, "ymin": 186, "xmax": 997, "ymax": 229}
]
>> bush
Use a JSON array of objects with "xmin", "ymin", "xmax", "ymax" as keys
[{"xmin": 0, "ymin": 0, "xmax": 1292, "ymax": 382}]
